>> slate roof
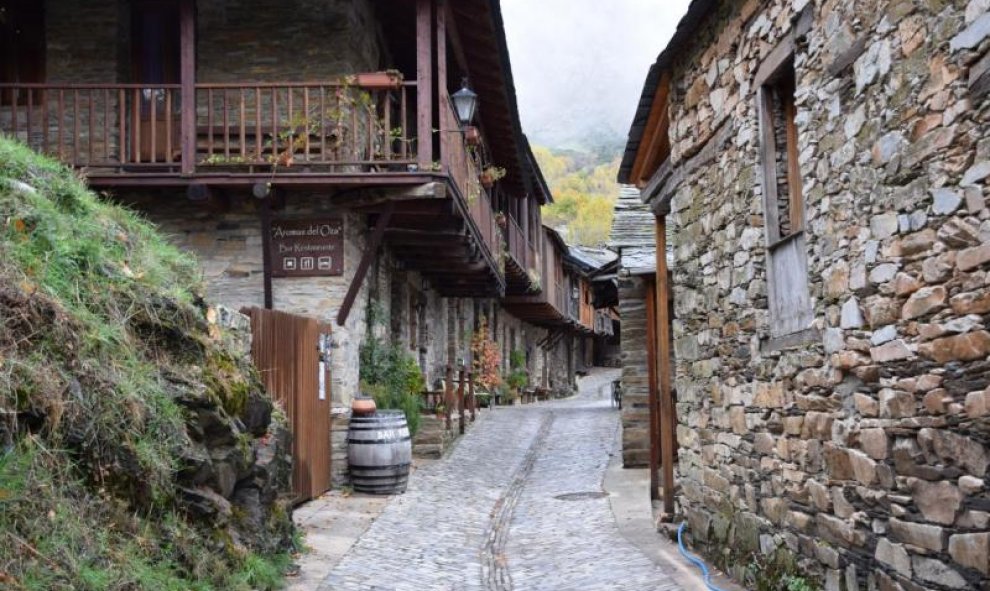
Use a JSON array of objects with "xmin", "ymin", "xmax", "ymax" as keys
[{"xmin": 608, "ymin": 186, "xmax": 656, "ymax": 275}]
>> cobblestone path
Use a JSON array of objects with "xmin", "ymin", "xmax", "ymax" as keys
[{"xmin": 319, "ymin": 370, "xmax": 682, "ymax": 590}]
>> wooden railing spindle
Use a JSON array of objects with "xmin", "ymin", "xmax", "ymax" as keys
[
  {"xmin": 207, "ymin": 88, "xmax": 214, "ymax": 157},
  {"xmin": 223, "ymin": 89, "xmax": 230, "ymax": 159},
  {"xmin": 73, "ymin": 90, "xmax": 80, "ymax": 163},
  {"xmin": 26, "ymin": 90, "xmax": 33, "ymax": 147},
  {"xmin": 165, "ymin": 90, "xmax": 173, "ymax": 163},
  {"xmin": 104, "ymin": 89, "xmax": 111, "ymax": 163},
  {"xmin": 149, "ymin": 88, "xmax": 157, "ymax": 164},
  {"xmin": 239, "ymin": 90, "xmax": 246, "ymax": 160}
]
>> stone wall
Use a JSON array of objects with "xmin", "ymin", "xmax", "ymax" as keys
[
  {"xmin": 619, "ymin": 275, "xmax": 652, "ymax": 467},
  {"xmin": 655, "ymin": 0, "xmax": 990, "ymax": 588},
  {"xmin": 41, "ymin": 0, "xmax": 380, "ymax": 83},
  {"xmin": 45, "ymin": 1, "xmax": 121, "ymax": 83},
  {"xmin": 115, "ymin": 191, "xmax": 369, "ymax": 407},
  {"xmin": 197, "ymin": 0, "xmax": 381, "ymax": 82}
]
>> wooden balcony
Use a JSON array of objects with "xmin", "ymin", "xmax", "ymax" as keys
[
  {"xmin": 501, "ymin": 229, "xmax": 572, "ymax": 327},
  {"xmin": 503, "ymin": 215, "xmax": 539, "ymax": 295},
  {"xmin": 0, "ymin": 80, "xmax": 506, "ymax": 297},
  {"xmin": 0, "ymin": 81, "xmax": 418, "ymax": 179}
]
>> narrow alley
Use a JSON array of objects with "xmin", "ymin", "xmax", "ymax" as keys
[{"xmin": 315, "ymin": 370, "xmax": 683, "ymax": 591}]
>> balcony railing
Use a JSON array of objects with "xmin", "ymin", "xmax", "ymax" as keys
[
  {"xmin": 0, "ymin": 81, "xmax": 417, "ymax": 172},
  {"xmin": 439, "ymin": 95, "xmax": 500, "ymax": 265},
  {"xmin": 506, "ymin": 216, "xmax": 527, "ymax": 269}
]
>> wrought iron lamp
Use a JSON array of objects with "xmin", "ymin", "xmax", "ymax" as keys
[{"xmin": 451, "ymin": 78, "xmax": 478, "ymax": 126}]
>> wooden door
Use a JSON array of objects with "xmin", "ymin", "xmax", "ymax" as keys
[
  {"xmin": 131, "ymin": 0, "xmax": 180, "ymax": 162},
  {"xmin": 245, "ymin": 308, "xmax": 333, "ymax": 502}
]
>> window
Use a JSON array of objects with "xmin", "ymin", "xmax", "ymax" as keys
[
  {"xmin": 0, "ymin": 1, "xmax": 45, "ymax": 105},
  {"xmin": 757, "ymin": 40, "xmax": 812, "ymax": 338},
  {"xmin": 760, "ymin": 60, "xmax": 802, "ymax": 243}
]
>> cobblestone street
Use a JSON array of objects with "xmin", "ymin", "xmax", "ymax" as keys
[{"xmin": 319, "ymin": 370, "xmax": 684, "ymax": 590}]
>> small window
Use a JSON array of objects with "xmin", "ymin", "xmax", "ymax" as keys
[
  {"xmin": 0, "ymin": 1, "xmax": 46, "ymax": 105},
  {"xmin": 757, "ymin": 46, "xmax": 813, "ymax": 338}
]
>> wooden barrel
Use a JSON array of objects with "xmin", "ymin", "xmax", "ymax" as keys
[{"xmin": 347, "ymin": 410, "xmax": 412, "ymax": 494}]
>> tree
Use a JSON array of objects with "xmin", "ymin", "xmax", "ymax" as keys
[{"xmin": 533, "ymin": 145, "xmax": 620, "ymax": 246}]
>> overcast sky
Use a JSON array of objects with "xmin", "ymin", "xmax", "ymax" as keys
[{"xmin": 501, "ymin": 0, "xmax": 691, "ymax": 152}]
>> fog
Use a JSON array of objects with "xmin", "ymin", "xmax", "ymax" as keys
[{"xmin": 501, "ymin": 0, "xmax": 691, "ymax": 153}]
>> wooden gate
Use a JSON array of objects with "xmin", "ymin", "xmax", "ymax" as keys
[{"xmin": 245, "ymin": 307, "xmax": 332, "ymax": 502}]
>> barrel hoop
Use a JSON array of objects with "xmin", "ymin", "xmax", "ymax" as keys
[
  {"xmin": 347, "ymin": 436, "xmax": 412, "ymax": 444},
  {"xmin": 349, "ymin": 463, "xmax": 411, "ymax": 470}
]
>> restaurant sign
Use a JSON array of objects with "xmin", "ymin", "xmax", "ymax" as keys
[{"xmin": 269, "ymin": 218, "xmax": 344, "ymax": 277}]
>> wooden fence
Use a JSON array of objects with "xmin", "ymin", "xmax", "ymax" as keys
[{"xmin": 245, "ymin": 307, "xmax": 332, "ymax": 502}]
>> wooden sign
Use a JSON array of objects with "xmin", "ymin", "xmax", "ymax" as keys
[{"xmin": 269, "ymin": 218, "xmax": 344, "ymax": 277}]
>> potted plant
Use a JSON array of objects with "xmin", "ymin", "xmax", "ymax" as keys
[
  {"xmin": 434, "ymin": 401, "xmax": 446, "ymax": 418},
  {"xmin": 479, "ymin": 165, "xmax": 506, "ymax": 188},
  {"xmin": 495, "ymin": 212, "xmax": 507, "ymax": 228},
  {"xmin": 505, "ymin": 349, "xmax": 529, "ymax": 405},
  {"xmin": 355, "ymin": 70, "xmax": 404, "ymax": 90}
]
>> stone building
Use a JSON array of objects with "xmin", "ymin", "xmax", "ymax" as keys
[
  {"xmin": 609, "ymin": 187, "xmax": 659, "ymax": 468},
  {"xmin": 1, "ymin": 0, "xmax": 612, "ymax": 492},
  {"xmin": 620, "ymin": 0, "xmax": 990, "ymax": 588}
]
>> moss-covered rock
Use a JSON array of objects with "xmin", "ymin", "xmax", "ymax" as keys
[{"xmin": 0, "ymin": 138, "xmax": 294, "ymax": 590}]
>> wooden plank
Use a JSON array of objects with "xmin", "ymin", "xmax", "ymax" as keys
[
  {"xmin": 261, "ymin": 198, "xmax": 274, "ymax": 309},
  {"xmin": 784, "ymin": 91, "xmax": 803, "ymax": 232},
  {"xmin": 630, "ymin": 71, "xmax": 672, "ymax": 187},
  {"xmin": 179, "ymin": 0, "xmax": 196, "ymax": 175},
  {"xmin": 437, "ymin": 0, "xmax": 449, "ymax": 169},
  {"xmin": 246, "ymin": 308, "xmax": 332, "ymax": 502},
  {"xmin": 656, "ymin": 216, "xmax": 675, "ymax": 516},
  {"xmin": 336, "ymin": 205, "xmax": 394, "ymax": 326},
  {"xmin": 416, "ymin": 0, "xmax": 434, "ymax": 168},
  {"xmin": 757, "ymin": 85, "xmax": 781, "ymax": 245},
  {"xmin": 646, "ymin": 278, "xmax": 660, "ymax": 500}
]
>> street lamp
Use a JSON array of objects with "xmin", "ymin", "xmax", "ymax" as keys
[{"xmin": 451, "ymin": 78, "xmax": 478, "ymax": 126}]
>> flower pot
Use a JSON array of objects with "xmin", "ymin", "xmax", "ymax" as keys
[
  {"xmin": 480, "ymin": 174, "xmax": 494, "ymax": 188},
  {"xmin": 351, "ymin": 396, "xmax": 377, "ymax": 416},
  {"xmin": 465, "ymin": 126, "xmax": 481, "ymax": 146},
  {"xmin": 356, "ymin": 71, "xmax": 403, "ymax": 90}
]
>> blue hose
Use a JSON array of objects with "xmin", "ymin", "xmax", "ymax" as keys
[{"xmin": 677, "ymin": 521, "xmax": 728, "ymax": 591}]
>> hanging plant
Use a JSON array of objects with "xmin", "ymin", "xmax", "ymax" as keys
[{"xmin": 479, "ymin": 165, "xmax": 506, "ymax": 188}]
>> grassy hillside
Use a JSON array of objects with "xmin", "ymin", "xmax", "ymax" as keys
[
  {"xmin": 534, "ymin": 145, "xmax": 621, "ymax": 247},
  {"xmin": 0, "ymin": 138, "xmax": 294, "ymax": 590}
]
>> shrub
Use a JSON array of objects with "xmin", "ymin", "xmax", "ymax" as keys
[{"xmin": 359, "ymin": 306, "xmax": 424, "ymax": 435}]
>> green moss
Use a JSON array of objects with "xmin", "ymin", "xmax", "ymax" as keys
[{"xmin": 0, "ymin": 138, "xmax": 292, "ymax": 588}]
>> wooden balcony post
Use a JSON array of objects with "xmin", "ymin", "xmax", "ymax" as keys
[
  {"xmin": 656, "ymin": 215, "xmax": 676, "ymax": 516},
  {"xmin": 436, "ymin": 0, "xmax": 448, "ymax": 171},
  {"xmin": 444, "ymin": 364, "xmax": 453, "ymax": 432},
  {"xmin": 416, "ymin": 0, "xmax": 434, "ymax": 169},
  {"xmin": 468, "ymin": 370, "xmax": 476, "ymax": 422},
  {"xmin": 179, "ymin": 0, "xmax": 196, "ymax": 175},
  {"xmin": 521, "ymin": 197, "xmax": 530, "ymax": 269},
  {"xmin": 457, "ymin": 366, "xmax": 466, "ymax": 434},
  {"xmin": 646, "ymin": 279, "xmax": 660, "ymax": 501}
]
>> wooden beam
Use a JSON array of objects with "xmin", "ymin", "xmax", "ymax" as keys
[
  {"xmin": 656, "ymin": 216, "xmax": 675, "ymax": 516},
  {"xmin": 629, "ymin": 71, "xmax": 671, "ymax": 186},
  {"xmin": 416, "ymin": 0, "xmax": 434, "ymax": 168},
  {"xmin": 261, "ymin": 197, "xmax": 273, "ymax": 309},
  {"xmin": 336, "ymin": 205, "xmax": 394, "ymax": 326},
  {"xmin": 646, "ymin": 278, "xmax": 660, "ymax": 500},
  {"xmin": 179, "ymin": 0, "xmax": 196, "ymax": 176},
  {"xmin": 437, "ymin": 0, "xmax": 449, "ymax": 173}
]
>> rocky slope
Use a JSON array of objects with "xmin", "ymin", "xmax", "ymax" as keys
[{"xmin": 0, "ymin": 138, "xmax": 294, "ymax": 590}]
